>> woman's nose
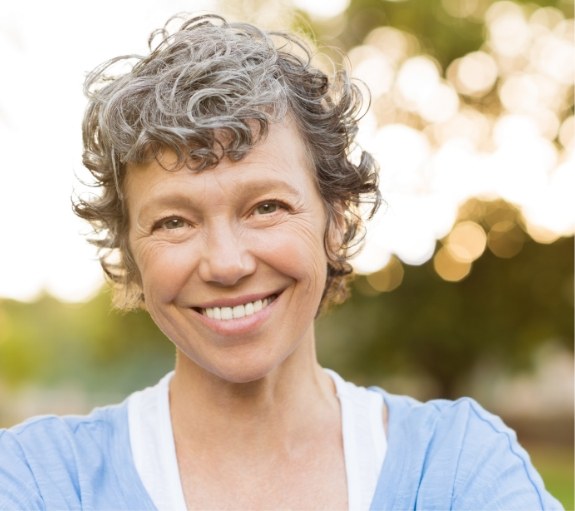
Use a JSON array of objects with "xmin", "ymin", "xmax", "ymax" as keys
[{"xmin": 198, "ymin": 221, "xmax": 256, "ymax": 286}]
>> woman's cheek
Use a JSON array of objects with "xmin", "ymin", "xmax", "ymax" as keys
[
  {"xmin": 258, "ymin": 223, "xmax": 327, "ymax": 280},
  {"xmin": 139, "ymin": 242, "xmax": 197, "ymax": 301}
]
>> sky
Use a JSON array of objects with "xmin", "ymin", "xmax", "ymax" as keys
[{"xmin": 0, "ymin": 0, "xmax": 573, "ymax": 302}]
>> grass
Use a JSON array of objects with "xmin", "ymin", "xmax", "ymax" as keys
[{"xmin": 528, "ymin": 443, "xmax": 574, "ymax": 510}]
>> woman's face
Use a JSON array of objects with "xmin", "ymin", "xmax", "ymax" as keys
[{"xmin": 126, "ymin": 120, "xmax": 332, "ymax": 383}]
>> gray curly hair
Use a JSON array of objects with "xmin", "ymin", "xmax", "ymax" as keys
[{"xmin": 74, "ymin": 13, "xmax": 380, "ymax": 310}]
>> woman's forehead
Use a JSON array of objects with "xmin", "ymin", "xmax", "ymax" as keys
[
  {"xmin": 131, "ymin": 116, "xmax": 310, "ymax": 171},
  {"xmin": 124, "ymin": 119, "xmax": 319, "ymax": 205},
  {"xmin": 132, "ymin": 118, "xmax": 309, "ymax": 170}
]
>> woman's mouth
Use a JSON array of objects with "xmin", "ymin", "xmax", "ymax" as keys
[{"xmin": 198, "ymin": 295, "xmax": 277, "ymax": 320}]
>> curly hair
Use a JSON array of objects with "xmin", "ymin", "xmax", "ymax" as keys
[{"xmin": 74, "ymin": 13, "xmax": 380, "ymax": 311}]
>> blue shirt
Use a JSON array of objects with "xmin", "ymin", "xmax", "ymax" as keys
[{"xmin": 0, "ymin": 389, "xmax": 564, "ymax": 510}]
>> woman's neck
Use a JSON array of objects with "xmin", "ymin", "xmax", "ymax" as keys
[{"xmin": 168, "ymin": 345, "xmax": 338, "ymax": 455}]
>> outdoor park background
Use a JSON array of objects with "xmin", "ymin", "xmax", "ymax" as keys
[{"xmin": 0, "ymin": 0, "xmax": 573, "ymax": 507}]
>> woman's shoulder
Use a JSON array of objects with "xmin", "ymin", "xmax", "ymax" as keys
[
  {"xmin": 374, "ymin": 386, "xmax": 488, "ymax": 417},
  {"xmin": 369, "ymin": 388, "xmax": 564, "ymax": 510},
  {"xmin": 373, "ymin": 388, "xmax": 535, "ymax": 480},
  {"xmin": 0, "ymin": 401, "xmax": 154, "ymax": 510},
  {"xmin": 1, "ymin": 400, "xmax": 128, "ymax": 457},
  {"xmin": 377, "ymin": 388, "xmax": 510, "ymax": 434}
]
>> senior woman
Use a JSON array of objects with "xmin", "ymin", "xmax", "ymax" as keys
[{"xmin": 0, "ymin": 13, "xmax": 563, "ymax": 511}]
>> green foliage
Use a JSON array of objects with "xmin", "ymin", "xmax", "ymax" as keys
[
  {"xmin": 300, "ymin": 0, "xmax": 572, "ymax": 67},
  {"xmin": 337, "ymin": 0, "xmax": 484, "ymax": 66},
  {"xmin": 317, "ymin": 231, "xmax": 573, "ymax": 397},
  {"xmin": 0, "ymin": 293, "xmax": 172, "ymax": 394},
  {"xmin": 529, "ymin": 443, "xmax": 575, "ymax": 510}
]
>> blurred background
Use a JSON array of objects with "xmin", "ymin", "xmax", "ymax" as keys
[{"xmin": 0, "ymin": 0, "xmax": 573, "ymax": 506}]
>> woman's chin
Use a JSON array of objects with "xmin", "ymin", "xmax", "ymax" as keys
[{"xmin": 176, "ymin": 349, "xmax": 288, "ymax": 387}]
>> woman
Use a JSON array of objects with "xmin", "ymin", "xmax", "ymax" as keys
[{"xmin": 0, "ymin": 13, "xmax": 563, "ymax": 510}]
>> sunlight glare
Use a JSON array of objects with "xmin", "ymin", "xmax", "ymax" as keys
[
  {"xmin": 419, "ymin": 81, "xmax": 459, "ymax": 123},
  {"xmin": 350, "ymin": 46, "xmax": 395, "ymax": 98},
  {"xmin": 449, "ymin": 51, "xmax": 498, "ymax": 97},
  {"xmin": 431, "ymin": 109, "xmax": 491, "ymax": 149},
  {"xmin": 530, "ymin": 6, "xmax": 564, "ymax": 30},
  {"xmin": 531, "ymin": 21, "xmax": 575, "ymax": 85},
  {"xmin": 486, "ymin": 1, "xmax": 531, "ymax": 58},
  {"xmin": 371, "ymin": 124, "xmax": 430, "ymax": 192},
  {"xmin": 521, "ymin": 159, "xmax": 575, "ymax": 236},
  {"xmin": 365, "ymin": 26, "xmax": 419, "ymax": 66},
  {"xmin": 351, "ymin": 245, "xmax": 392, "ymax": 275},
  {"xmin": 430, "ymin": 140, "xmax": 484, "ymax": 203},
  {"xmin": 558, "ymin": 116, "xmax": 574, "ymax": 149},
  {"xmin": 396, "ymin": 56, "xmax": 442, "ymax": 112},
  {"xmin": 290, "ymin": 0, "xmax": 350, "ymax": 19},
  {"xmin": 491, "ymin": 115, "xmax": 557, "ymax": 206}
]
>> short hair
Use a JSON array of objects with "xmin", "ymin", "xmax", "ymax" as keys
[{"xmin": 74, "ymin": 13, "xmax": 380, "ymax": 311}]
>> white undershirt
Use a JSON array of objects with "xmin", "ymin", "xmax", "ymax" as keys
[
  {"xmin": 325, "ymin": 369, "xmax": 387, "ymax": 510},
  {"xmin": 128, "ymin": 372, "xmax": 186, "ymax": 510},
  {"xmin": 128, "ymin": 370, "xmax": 387, "ymax": 511}
]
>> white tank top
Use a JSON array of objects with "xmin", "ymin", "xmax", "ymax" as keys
[{"xmin": 128, "ymin": 370, "xmax": 387, "ymax": 511}]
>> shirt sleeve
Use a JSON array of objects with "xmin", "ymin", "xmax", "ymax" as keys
[
  {"xmin": 0, "ymin": 429, "xmax": 45, "ymax": 510},
  {"xmin": 0, "ymin": 408, "xmax": 156, "ymax": 511},
  {"xmin": 369, "ymin": 392, "xmax": 564, "ymax": 510},
  {"xmin": 446, "ymin": 398, "xmax": 564, "ymax": 510}
]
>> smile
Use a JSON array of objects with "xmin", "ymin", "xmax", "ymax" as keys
[{"xmin": 200, "ymin": 295, "xmax": 277, "ymax": 320}]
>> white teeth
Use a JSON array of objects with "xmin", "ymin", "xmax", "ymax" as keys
[{"xmin": 202, "ymin": 297, "xmax": 272, "ymax": 320}]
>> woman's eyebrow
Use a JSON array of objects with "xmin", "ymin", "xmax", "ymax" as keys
[
  {"xmin": 137, "ymin": 194, "xmax": 196, "ymax": 214},
  {"xmin": 138, "ymin": 178, "xmax": 303, "ymax": 213},
  {"xmin": 231, "ymin": 178, "xmax": 302, "ymax": 197}
]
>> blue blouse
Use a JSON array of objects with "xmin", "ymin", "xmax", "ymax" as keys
[{"xmin": 0, "ymin": 388, "xmax": 564, "ymax": 510}]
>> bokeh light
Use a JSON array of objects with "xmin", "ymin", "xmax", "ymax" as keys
[
  {"xmin": 351, "ymin": 0, "xmax": 574, "ymax": 283},
  {"xmin": 291, "ymin": 0, "xmax": 350, "ymax": 19},
  {"xmin": 486, "ymin": 1, "xmax": 532, "ymax": 58},
  {"xmin": 365, "ymin": 256, "xmax": 405, "ymax": 293},
  {"xmin": 448, "ymin": 51, "xmax": 499, "ymax": 97},
  {"xmin": 444, "ymin": 221, "xmax": 487, "ymax": 263},
  {"xmin": 433, "ymin": 246, "xmax": 472, "ymax": 282}
]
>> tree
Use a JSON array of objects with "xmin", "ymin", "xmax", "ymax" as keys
[{"xmin": 317, "ymin": 205, "xmax": 573, "ymax": 398}]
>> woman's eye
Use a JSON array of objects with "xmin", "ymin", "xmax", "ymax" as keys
[
  {"xmin": 157, "ymin": 217, "xmax": 187, "ymax": 230},
  {"xmin": 254, "ymin": 202, "xmax": 281, "ymax": 215}
]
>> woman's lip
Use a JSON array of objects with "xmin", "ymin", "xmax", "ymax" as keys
[
  {"xmin": 191, "ymin": 292, "xmax": 280, "ymax": 336},
  {"xmin": 192, "ymin": 290, "xmax": 282, "ymax": 310}
]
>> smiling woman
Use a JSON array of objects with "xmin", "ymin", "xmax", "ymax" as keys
[
  {"xmin": 125, "ymin": 121, "xmax": 331, "ymax": 384},
  {"xmin": 0, "ymin": 12, "xmax": 564, "ymax": 511}
]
